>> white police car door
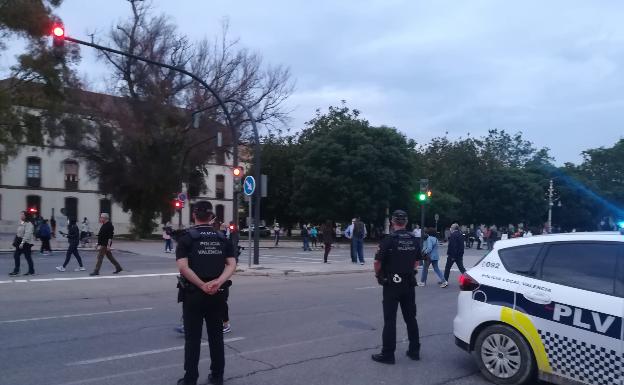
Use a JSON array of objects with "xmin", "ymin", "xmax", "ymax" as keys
[{"xmin": 514, "ymin": 241, "xmax": 622, "ymax": 385}]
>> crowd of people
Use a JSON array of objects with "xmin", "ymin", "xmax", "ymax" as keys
[{"xmin": 8, "ymin": 211, "xmax": 121, "ymax": 277}]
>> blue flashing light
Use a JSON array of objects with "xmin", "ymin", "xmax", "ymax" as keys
[{"xmin": 617, "ymin": 221, "xmax": 624, "ymax": 229}]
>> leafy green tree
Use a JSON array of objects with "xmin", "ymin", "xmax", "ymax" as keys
[
  {"xmin": 290, "ymin": 105, "xmax": 416, "ymax": 225},
  {"xmin": 258, "ymin": 135, "xmax": 299, "ymax": 226}
]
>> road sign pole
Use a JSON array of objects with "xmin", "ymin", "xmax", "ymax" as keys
[{"xmin": 248, "ymin": 197, "xmax": 252, "ymax": 268}]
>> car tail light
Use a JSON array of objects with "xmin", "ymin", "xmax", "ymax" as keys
[{"xmin": 459, "ymin": 273, "xmax": 479, "ymax": 291}]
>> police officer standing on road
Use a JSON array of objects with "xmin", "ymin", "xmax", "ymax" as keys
[
  {"xmin": 372, "ymin": 210, "xmax": 422, "ymax": 364},
  {"xmin": 176, "ymin": 201, "xmax": 237, "ymax": 385}
]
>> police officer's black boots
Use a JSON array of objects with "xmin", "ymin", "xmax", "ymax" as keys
[
  {"xmin": 371, "ymin": 353, "xmax": 395, "ymax": 364},
  {"xmin": 406, "ymin": 349, "xmax": 420, "ymax": 360},
  {"xmin": 207, "ymin": 373, "xmax": 224, "ymax": 385},
  {"xmin": 176, "ymin": 378, "xmax": 196, "ymax": 385}
]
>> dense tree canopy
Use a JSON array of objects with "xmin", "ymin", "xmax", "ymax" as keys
[{"xmin": 260, "ymin": 106, "xmax": 623, "ymax": 232}]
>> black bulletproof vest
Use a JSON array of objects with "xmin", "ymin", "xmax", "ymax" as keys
[
  {"xmin": 384, "ymin": 230, "xmax": 419, "ymax": 274},
  {"xmin": 187, "ymin": 226, "xmax": 227, "ymax": 278}
]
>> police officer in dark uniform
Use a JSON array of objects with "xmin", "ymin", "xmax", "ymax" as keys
[
  {"xmin": 372, "ymin": 209, "xmax": 422, "ymax": 364},
  {"xmin": 176, "ymin": 201, "xmax": 237, "ymax": 385}
]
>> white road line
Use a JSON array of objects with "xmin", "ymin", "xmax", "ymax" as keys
[
  {"xmin": 0, "ymin": 307, "xmax": 153, "ymax": 324},
  {"xmin": 1, "ymin": 272, "xmax": 180, "ymax": 284},
  {"xmin": 67, "ymin": 337, "xmax": 245, "ymax": 366},
  {"xmin": 354, "ymin": 286, "xmax": 379, "ymax": 290}
]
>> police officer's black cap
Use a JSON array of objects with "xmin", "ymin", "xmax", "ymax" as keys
[{"xmin": 391, "ymin": 210, "xmax": 408, "ymax": 222}]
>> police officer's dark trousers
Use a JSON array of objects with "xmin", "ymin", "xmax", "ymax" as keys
[
  {"xmin": 382, "ymin": 279, "xmax": 420, "ymax": 356},
  {"xmin": 183, "ymin": 288, "xmax": 226, "ymax": 381}
]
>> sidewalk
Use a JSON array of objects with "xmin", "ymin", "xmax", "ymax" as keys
[{"xmin": 0, "ymin": 235, "xmax": 485, "ymax": 278}]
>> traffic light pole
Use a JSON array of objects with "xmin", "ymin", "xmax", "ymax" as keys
[
  {"xmin": 225, "ymin": 99, "xmax": 261, "ymax": 265},
  {"xmin": 63, "ymin": 35, "xmax": 241, "ymax": 247}
]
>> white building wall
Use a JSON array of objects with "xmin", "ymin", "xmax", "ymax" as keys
[{"xmin": 0, "ymin": 146, "xmax": 238, "ymax": 234}]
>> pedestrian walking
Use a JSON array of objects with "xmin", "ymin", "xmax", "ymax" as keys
[
  {"xmin": 56, "ymin": 218, "xmax": 85, "ymax": 272},
  {"xmin": 443, "ymin": 223, "xmax": 467, "ymax": 285},
  {"xmin": 175, "ymin": 201, "xmax": 236, "ymax": 385},
  {"xmin": 475, "ymin": 227, "xmax": 483, "ymax": 250},
  {"xmin": 345, "ymin": 217, "xmax": 366, "ymax": 264},
  {"xmin": 310, "ymin": 226, "xmax": 318, "ymax": 249},
  {"xmin": 418, "ymin": 228, "xmax": 447, "ymax": 287},
  {"xmin": 38, "ymin": 219, "xmax": 52, "ymax": 254},
  {"xmin": 50, "ymin": 216, "xmax": 57, "ymax": 238},
  {"xmin": 9, "ymin": 211, "xmax": 35, "ymax": 276},
  {"xmin": 301, "ymin": 225, "xmax": 311, "ymax": 251},
  {"xmin": 412, "ymin": 224, "xmax": 421, "ymax": 247},
  {"xmin": 80, "ymin": 217, "xmax": 91, "ymax": 247},
  {"xmin": 163, "ymin": 222, "xmax": 174, "ymax": 253},
  {"xmin": 321, "ymin": 220, "xmax": 334, "ymax": 263},
  {"xmin": 372, "ymin": 210, "xmax": 421, "ymax": 364},
  {"xmin": 89, "ymin": 213, "xmax": 122, "ymax": 276},
  {"xmin": 486, "ymin": 225, "xmax": 498, "ymax": 250},
  {"xmin": 273, "ymin": 222, "xmax": 280, "ymax": 246}
]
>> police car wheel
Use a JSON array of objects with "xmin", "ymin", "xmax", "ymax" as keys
[{"xmin": 473, "ymin": 324, "xmax": 536, "ymax": 385}]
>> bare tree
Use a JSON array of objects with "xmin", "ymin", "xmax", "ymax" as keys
[{"xmin": 69, "ymin": 0, "xmax": 293, "ymax": 236}]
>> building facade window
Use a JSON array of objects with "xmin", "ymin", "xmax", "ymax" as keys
[
  {"xmin": 216, "ymin": 149, "xmax": 225, "ymax": 165},
  {"xmin": 64, "ymin": 159, "xmax": 79, "ymax": 190},
  {"xmin": 64, "ymin": 197, "xmax": 78, "ymax": 220},
  {"xmin": 99, "ymin": 199, "xmax": 112, "ymax": 221},
  {"xmin": 215, "ymin": 174, "xmax": 225, "ymax": 199},
  {"xmin": 26, "ymin": 157, "xmax": 41, "ymax": 188},
  {"xmin": 26, "ymin": 195, "xmax": 41, "ymax": 215},
  {"xmin": 216, "ymin": 204, "xmax": 224, "ymax": 223}
]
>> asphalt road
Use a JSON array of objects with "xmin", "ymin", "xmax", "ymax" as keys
[{"xmin": 0, "ymin": 244, "xmax": 513, "ymax": 385}]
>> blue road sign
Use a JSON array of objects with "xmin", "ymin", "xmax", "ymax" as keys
[
  {"xmin": 177, "ymin": 192, "xmax": 187, "ymax": 202},
  {"xmin": 243, "ymin": 176, "xmax": 256, "ymax": 196}
]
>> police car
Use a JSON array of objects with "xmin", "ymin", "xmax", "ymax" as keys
[{"xmin": 454, "ymin": 231, "xmax": 623, "ymax": 385}]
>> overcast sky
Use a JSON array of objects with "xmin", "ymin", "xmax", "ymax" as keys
[{"xmin": 4, "ymin": 0, "xmax": 624, "ymax": 164}]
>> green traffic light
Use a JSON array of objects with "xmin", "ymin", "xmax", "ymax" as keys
[{"xmin": 418, "ymin": 192, "xmax": 427, "ymax": 202}]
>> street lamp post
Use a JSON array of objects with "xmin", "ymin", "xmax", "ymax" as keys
[{"xmin": 58, "ymin": 32, "xmax": 243, "ymax": 245}]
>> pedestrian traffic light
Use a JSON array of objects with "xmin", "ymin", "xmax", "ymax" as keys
[
  {"xmin": 229, "ymin": 223, "xmax": 237, "ymax": 232},
  {"xmin": 232, "ymin": 167, "xmax": 243, "ymax": 178},
  {"xmin": 173, "ymin": 199, "xmax": 184, "ymax": 209},
  {"xmin": 28, "ymin": 207, "xmax": 38, "ymax": 214},
  {"xmin": 427, "ymin": 190, "xmax": 432, "ymax": 198},
  {"xmin": 52, "ymin": 24, "xmax": 65, "ymax": 47}
]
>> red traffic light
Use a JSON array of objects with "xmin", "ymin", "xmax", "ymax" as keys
[
  {"xmin": 173, "ymin": 199, "xmax": 184, "ymax": 209},
  {"xmin": 28, "ymin": 207, "xmax": 38, "ymax": 213},
  {"xmin": 52, "ymin": 25, "xmax": 64, "ymax": 37}
]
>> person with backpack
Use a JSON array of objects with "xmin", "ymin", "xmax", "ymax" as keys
[
  {"xmin": 38, "ymin": 219, "xmax": 52, "ymax": 255},
  {"xmin": 418, "ymin": 228, "xmax": 447, "ymax": 288},
  {"xmin": 56, "ymin": 218, "xmax": 85, "ymax": 272}
]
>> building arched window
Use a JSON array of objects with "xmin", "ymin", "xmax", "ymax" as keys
[
  {"xmin": 26, "ymin": 195, "xmax": 41, "ymax": 215},
  {"xmin": 26, "ymin": 157, "xmax": 41, "ymax": 187},
  {"xmin": 215, "ymin": 174, "xmax": 225, "ymax": 199},
  {"xmin": 99, "ymin": 199, "xmax": 112, "ymax": 221},
  {"xmin": 64, "ymin": 159, "xmax": 79, "ymax": 190},
  {"xmin": 64, "ymin": 197, "xmax": 78, "ymax": 220}
]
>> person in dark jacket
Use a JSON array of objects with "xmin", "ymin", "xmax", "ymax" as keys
[
  {"xmin": 56, "ymin": 218, "xmax": 85, "ymax": 272},
  {"xmin": 38, "ymin": 219, "xmax": 52, "ymax": 255},
  {"xmin": 321, "ymin": 220, "xmax": 334, "ymax": 263},
  {"xmin": 90, "ymin": 213, "xmax": 122, "ymax": 276},
  {"xmin": 443, "ymin": 223, "xmax": 466, "ymax": 285}
]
